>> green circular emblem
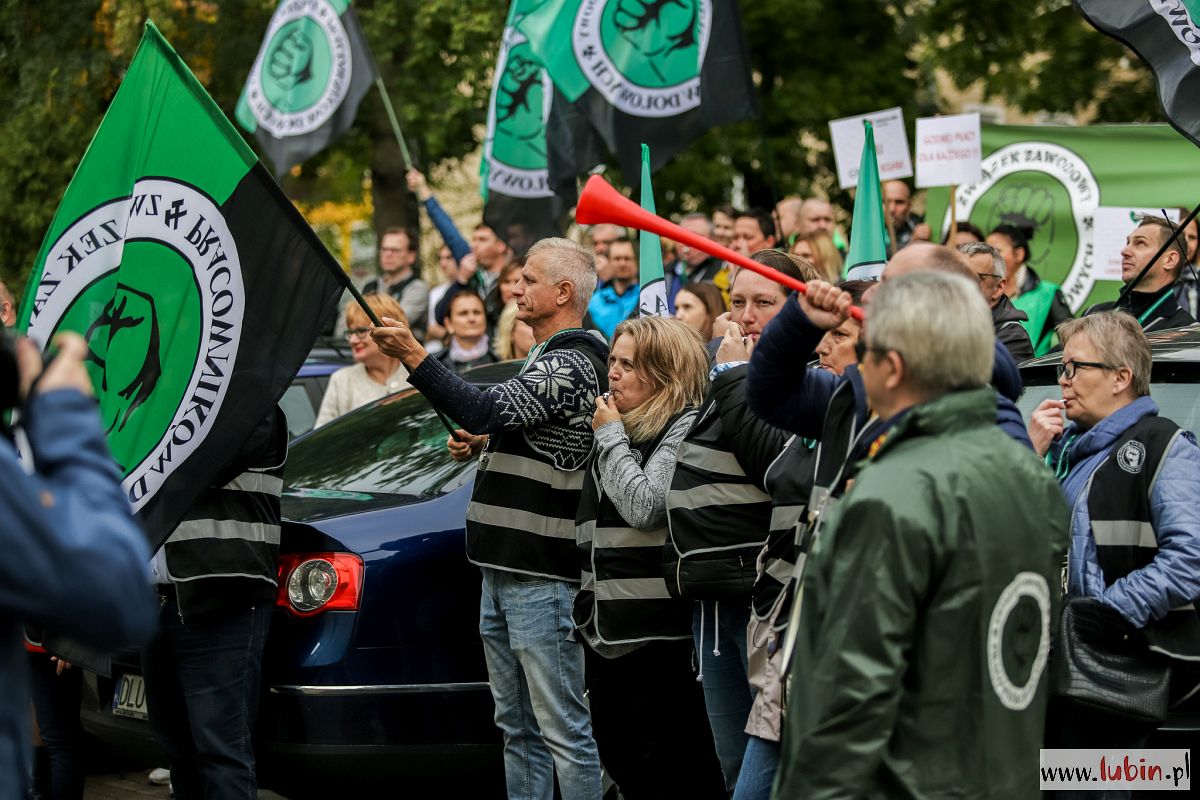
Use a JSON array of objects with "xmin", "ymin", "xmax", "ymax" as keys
[
  {"xmin": 245, "ymin": 0, "xmax": 352, "ymax": 138},
  {"xmin": 53, "ymin": 242, "xmax": 201, "ymax": 473},
  {"xmin": 28, "ymin": 178, "xmax": 245, "ymax": 510},
  {"xmin": 948, "ymin": 142, "xmax": 1098, "ymax": 310},
  {"xmin": 494, "ymin": 41, "xmax": 547, "ymax": 172},
  {"xmin": 262, "ymin": 18, "xmax": 333, "ymax": 114},
  {"xmin": 573, "ymin": 0, "xmax": 711, "ymax": 118}
]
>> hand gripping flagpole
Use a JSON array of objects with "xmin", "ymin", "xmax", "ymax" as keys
[{"xmin": 576, "ymin": 176, "xmax": 866, "ymax": 321}]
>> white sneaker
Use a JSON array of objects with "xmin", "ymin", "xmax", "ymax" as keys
[{"xmin": 148, "ymin": 767, "xmax": 171, "ymax": 785}]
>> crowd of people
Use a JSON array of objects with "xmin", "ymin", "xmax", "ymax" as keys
[
  {"xmin": 5, "ymin": 165, "xmax": 1200, "ymax": 800},
  {"xmin": 356, "ymin": 178, "xmax": 1200, "ymax": 799}
]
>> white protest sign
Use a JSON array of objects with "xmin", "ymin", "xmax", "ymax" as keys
[
  {"xmin": 828, "ymin": 107, "xmax": 913, "ymax": 189},
  {"xmin": 1091, "ymin": 207, "xmax": 1181, "ymax": 282},
  {"xmin": 915, "ymin": 113, "xmax": 982, "ymax": 188}
]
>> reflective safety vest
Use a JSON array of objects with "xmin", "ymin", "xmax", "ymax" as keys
[{"xmin": 576, "ymin": 412, "xmax": 694, "ymax": 645}]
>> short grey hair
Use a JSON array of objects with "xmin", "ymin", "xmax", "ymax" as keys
[
  {"xmin": 959, "ymin": 242, "xmax": 1005, "ymax": 278},
  {"xmin": 866, "ymin": 272, "xmax": 994, "ymax": 395},
  {"xmin": 1057, "ymin": 312, "xmax": 1152, "ymax": 397},
  {"xmin": 680, "ymin": 212, "xmax": 713, "ymax": 234},
  {"xmin": 526, "ymin": 237, "xmax": 597, "ymax": 315}
]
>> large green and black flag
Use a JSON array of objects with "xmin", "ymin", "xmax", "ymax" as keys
[
  {"xmin": 517, "ymin": 0, "xmax": 756, "ymax": 182},
  {"xmin": 1075, "ymin": 1, "xmax": 1200, "ymax": 148},
  {"xmin": 482, "ymin": 0, "xmax": 581, "ymax": 259},
  {"xmin": 17, "ymin": 22, "xmax": 345, "ymax": 549},
  {"xmin": 236, "ymin": 0, "xmax": 376, "ymax": 176}
]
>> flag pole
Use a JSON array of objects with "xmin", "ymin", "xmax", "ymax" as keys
[
  {"xmin": 882, "ymin": 178, "xmax": 897, "ymax": 256},
  {"xmin": 1161, "ymin": 208, "xmax": 1200, "ymax": 287},
  {"xmin": 374, "ymin": 76, "xmax": 414, "ymax": 171},
  {"xmin": 1116, "ymin": 200, "xmax": 1200, "ymax": 307},
  {"xmin": 949, "ymin": 185, "xmax": 958, "ymax": 241},
  {"xmin": 334, "ymin": 270, "xmax": 461, "ymax": 440}
]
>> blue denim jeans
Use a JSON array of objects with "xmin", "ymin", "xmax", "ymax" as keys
[
  {"xmin": 479, "ymin": 568, "xmax": 603, "ymax": 800},
  {"xmin": 29, "ymin": 651, "xmax": 85, "ymax": 800},
  {"xmin": 141, "ymin": 600, "xmax": 271, "ymax": 800},
  {"xmin": 731, "ymin": 735, "xmax": 780, "ymax": 800},
  {"xmin": 693, "ymin": 601, "xmax": 753, "ymax": 793}
]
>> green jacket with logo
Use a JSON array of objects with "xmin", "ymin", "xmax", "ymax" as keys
[{"xmin": 772, "ymin": 388, "xmax": 1069, "ymax": 799}]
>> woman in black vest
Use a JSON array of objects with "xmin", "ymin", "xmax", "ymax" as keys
[
  {"xmin": 1029, "ymin": 312, "xmax": 1200, "ymax": 788},
  {"xmin": 575, "ymin": 316, "xmax": 725, "ymax": 799}
]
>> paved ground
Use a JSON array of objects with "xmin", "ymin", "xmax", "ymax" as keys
[{"xmin": 83, "ymin": 772, "xmax": 288, "ymax": 799}]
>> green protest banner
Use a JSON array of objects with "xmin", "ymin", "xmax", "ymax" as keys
[{"xmin": 925, "ymin": 124, "xmax": 1200, "ymax": 310}]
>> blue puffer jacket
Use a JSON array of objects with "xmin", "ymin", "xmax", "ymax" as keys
[{"xmin": 1048, "ymin": 396, "xmax": 1200, "ymax": 627}]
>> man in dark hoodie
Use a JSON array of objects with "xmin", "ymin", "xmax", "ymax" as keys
[
  {"xmin": 961, "ymin": 241, "xmax": 1034, "ymax": 361},
  {"xmin": 372, "ymin": 237, "xmax": 607, "ymax": 800}
]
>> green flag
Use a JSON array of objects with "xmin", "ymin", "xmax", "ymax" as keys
[
  {"xmin": 235, "ymin": 0, "xmax": 376, "ymax": 177},
  {"xmin": 516, "ymin": 0, "xmax": 756, "ymax": 183},
  {"xmin": 925, "ymin": 123, "xmax": 1200, "ymax": 311},
  {"xmin": 844, "ymin": 121, "xmax": 889, "ymax": 281},
  {"xmin": 637, "ymin": 144, "xmax": 668, "ymax": 317},
  {"xmin": 480, "ymin": 0, "xmax": 578, "ymax": 259},
  {"xmin": 1075, "ymin": 0, "xmax": 1200, "ymax": 149},
  {"xmin": 18, "ymin": 22, "xmax": 345, "ymax": 548}
]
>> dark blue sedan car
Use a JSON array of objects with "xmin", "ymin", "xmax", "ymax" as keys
[{"xmin": 82, "ymin": 362, "xmax": 520, "ymax": 797}]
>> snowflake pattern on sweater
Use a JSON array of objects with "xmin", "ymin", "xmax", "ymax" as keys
[{"xmin": 407, "ymin": 334, "xmax": 605, "ymax": 471}]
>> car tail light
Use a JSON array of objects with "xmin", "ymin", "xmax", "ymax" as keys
[{"xmin": 275, "ymin": 552, "xmax": 364, "ymax": 617}]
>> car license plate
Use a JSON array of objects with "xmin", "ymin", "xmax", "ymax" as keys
[{"xmin": 111, "ymin": 673, "xmax": 149, "ymax": 721}]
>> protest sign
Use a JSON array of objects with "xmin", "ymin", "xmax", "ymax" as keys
[
  {"xmin": 829, "ymin": 107, "xmax": 912, "ymax": 189},
  {"xmin": 915, "ymin": 113, "xmax": 982, "ymax": 188}
]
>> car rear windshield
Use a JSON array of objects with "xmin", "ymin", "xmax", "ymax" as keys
[
  {"xmin": 285, "ymin": 390, "xmax": 475, "ymax": 501},
  {"xmin": 1018, "ymin": 380, "xmax": 1200, "ymax": 436}
]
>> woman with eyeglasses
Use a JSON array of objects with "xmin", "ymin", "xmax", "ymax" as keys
[
  {"xmin": 1028, "ymin": 312, "xmax": 1200, "ymax": 779},
  {"xmin": 315, "ymin": 294, "xmax": 412, "ymax": 427}
]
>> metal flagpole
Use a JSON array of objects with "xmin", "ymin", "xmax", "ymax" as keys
[{"xmin": 374, "ymin": 76, "xmax": 414, "ymax": 171}]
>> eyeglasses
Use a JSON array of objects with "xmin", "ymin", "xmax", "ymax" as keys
[
  {"xmin": 344, "ymin": 327, "xmax": 372, "ymax": 341},
  {"xmin": 1057, "ymin": 360, "xmax": 1114, "ymax": 380},
  {"xmin": 976, "ymin": 272, "xmax": 1000, "ymax": 283}
]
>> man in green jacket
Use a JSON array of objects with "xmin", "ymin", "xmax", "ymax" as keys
[{"xmin": 772, "ymin": 272, "xmax": 1070, "ymax": 799}]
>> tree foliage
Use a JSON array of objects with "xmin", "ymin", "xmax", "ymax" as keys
[{"xmin": 0, "ymin": 0, "xmax": 1162, "ymax": 295}]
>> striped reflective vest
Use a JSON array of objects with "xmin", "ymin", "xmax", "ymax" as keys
[
  {"xmin": 1088, "ymin": 415, "xmax": 1200, "ymax": 661},
  {"xmin": 666, "ymin": 388, "xmax": 774, "ymax": 601},
  {"xmin": 576, "ymin": 413, "xmax": 694, "ymax": 645},
  {"xmin": 164, "ymin": 407, "xmax": 286, "ymax": 622},
  {"xmin": 466, "ymin": 335, "xmax": 608, "ymax": 581}
]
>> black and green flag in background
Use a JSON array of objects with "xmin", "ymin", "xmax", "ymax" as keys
[
  {"xmin": 1075, "ymin": 0, "xmax": 1200, "ymax": 148},
  {"xmin": 236, "ymin": 0, "xmax": 376, "ymax": 176},
  {"xmin": 517, "ymin": 0, "xmax": 757, "ymax": 182},
  {"xmin": 481, "ymin": 0, "xmax": 581, "ymax": 259},
  {"xmin": 18, "ymin": 21, "xmax": 345, "ymax": 549}
]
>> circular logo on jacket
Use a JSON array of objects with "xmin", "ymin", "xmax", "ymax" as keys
[
  {"xmin": 245, "ymin": 0, "xmax": 350, "ymax": 137},
  {"xmin": 987, "ymin": 571, "xmax": 1051, "ymax": 711},
  {"xmin": 26, "ymin": 177, "xmax": 244, "ymax": 511},
  {"xmin": 1117, "ymin": 440, "xmax": 1146, "ymax": 474},
  {"xmin": 485, "ymin": 28, "xmax": 554, "ymax": 199},
  {"xmin": 943, "ymin": 142, "xmax": 1097, "ymax": 311},
  {"xmin": 573, "ymin": 0, "xmax": 711, "ymax": 118}
]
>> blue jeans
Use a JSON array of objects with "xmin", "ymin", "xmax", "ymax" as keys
[
  {"xmin": 29, "ymin": 651, "xmax": 85, "ymax": 800},
  {"xmin": 693, "ymin": 601, "xmax": 753, "ymax": 793},
  {"xmin": 479, "ymin": 568, "xmax": 602, "ymax": 800},
  {"xmin": 731, "ymin": 735, "xmax": 780, "ymax": 800},
  {"xmin": 142, "ymin": 600, "xmax": 271, "ymax": 800}
]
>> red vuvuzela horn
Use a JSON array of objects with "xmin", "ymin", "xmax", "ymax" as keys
[{"xmin": 576, "ymin": 175, "xmax": 865, "ymax": 321}]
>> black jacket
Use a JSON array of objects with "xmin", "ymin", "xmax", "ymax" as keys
[
  {"xmin": 992, "ymin": 295, "xmax": 1033, "ymax": 362},
  {"xmin": 1086, "ymin": 285, "xmax": 1197, "ymax": 332}
]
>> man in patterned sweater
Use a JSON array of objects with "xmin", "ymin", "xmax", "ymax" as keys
[{"xmin": 373, "ymin": 237, "xmax": 607, "ymax": 800}]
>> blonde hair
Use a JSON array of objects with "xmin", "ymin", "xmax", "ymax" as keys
[
  {"xmin": 1057, "ymin": 312, "xmax": 1152, "ymax": 397},
  {"xmin": 610, "ymin": 317, "xmax": 708, "ymax": 442},
  {"xmin": 346, "ymin": 293, "xmax": 407, "ymax": 328},
  {"xmin": 793, "ymin": 233, "xmax": 844, "ymax": 281},
  {"xmin": 495, "ymin": 302, "xmax": 521, "ymax": 360}
]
